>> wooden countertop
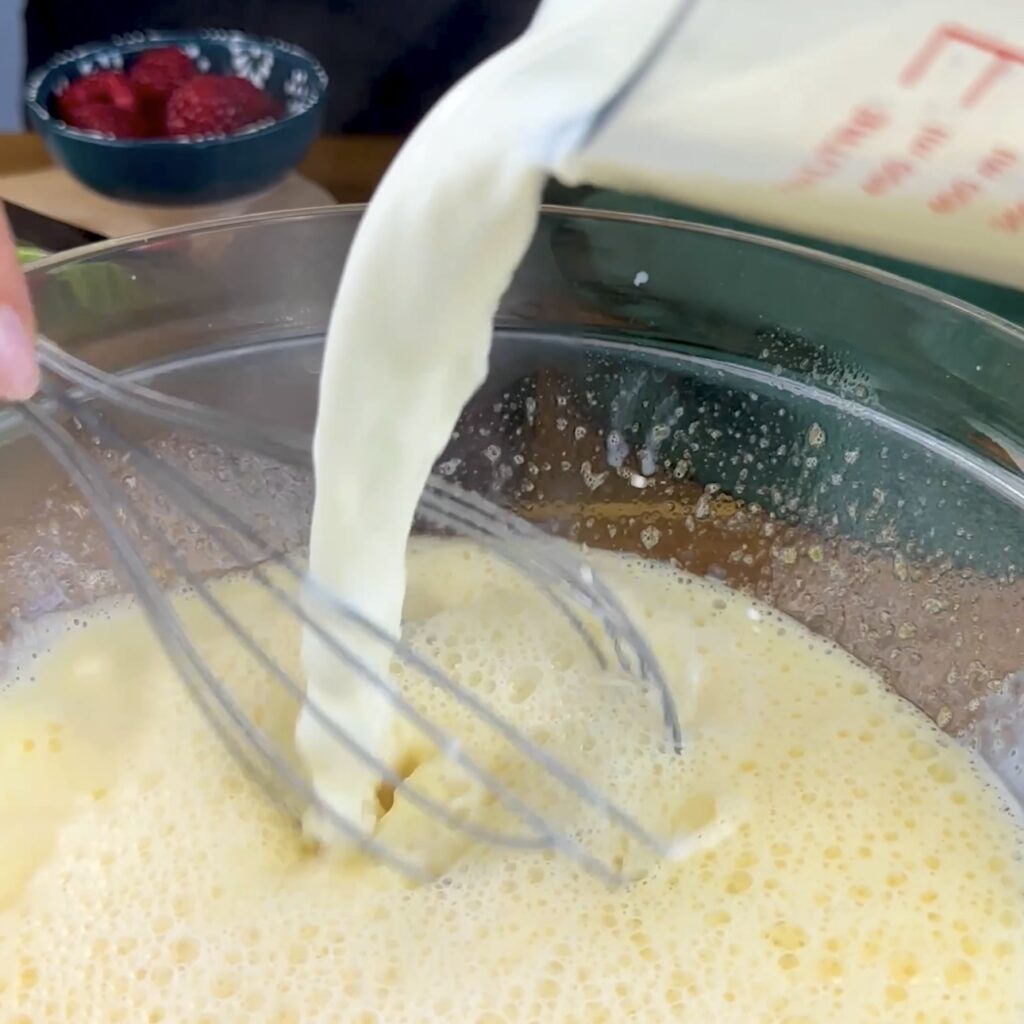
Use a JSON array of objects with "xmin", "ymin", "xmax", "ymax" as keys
[{"xmin": 0, "ymin": 133, "xmax": 403, "ymax": 203}]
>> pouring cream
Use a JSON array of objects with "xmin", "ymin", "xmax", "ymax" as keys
[{"xmin": 300, "ymin": 0, "xmax": 684, "ymax": 845}]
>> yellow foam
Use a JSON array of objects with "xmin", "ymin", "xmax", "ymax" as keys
[{"xmin": 0, "ymin": 539, "xmax": 1021, "ymax": 1023}]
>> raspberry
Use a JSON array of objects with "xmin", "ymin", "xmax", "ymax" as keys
[
  {"xmin": 129, "ymin": 48, "xmax": 196, "ymax": 105},
  {"xmin": 215, "ymin": 75, "xmax": 281, "ymax": 123},
  {"xmin": 61, "ymin": 102, "xmax": 141, "ymax": 138},
  {"xmin": 165, "ymin": 75, "xmax": 281, "ymax": 137},
  {"xmin": 57, "ymin": 70, "xmax": 138, "ymax": 124}
]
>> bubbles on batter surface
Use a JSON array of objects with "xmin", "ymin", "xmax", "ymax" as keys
[{"xmin": 1, "ymin": 538, "xmax": 1022, "ymax": 1022}]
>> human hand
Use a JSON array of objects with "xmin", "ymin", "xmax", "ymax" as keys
[{"xmin": 0, "ymin": 205, "xmax": 40, "ymax": 402}]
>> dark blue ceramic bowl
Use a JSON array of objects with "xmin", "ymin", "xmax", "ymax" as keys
[{"xmin": 25, "ymin": 30, "xmax": 327, "ymax": 206}]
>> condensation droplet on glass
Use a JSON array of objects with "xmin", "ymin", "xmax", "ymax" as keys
[
  {"xmin": 580, "ymin": 460, "xmax": 608, "ymax": 492},
  {"xmin": 606, "ymin": 430, "xmax": 629, "ymax": 469},
  {"xmin": 893, "ymin": 552, "xmax": 909, "ymax": 582},
  {"xmin": 640, "ymin": 526, "xmax": 661, "ymax": 550}
]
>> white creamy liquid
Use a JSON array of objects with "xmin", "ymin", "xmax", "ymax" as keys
[{"xmin": 301, "ymin": 0, "xmax": 682, "ymax": 842}]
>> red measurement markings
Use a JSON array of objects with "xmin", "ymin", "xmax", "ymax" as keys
[
  {"xmin": 862, "ymin": 159, "xmax": 913, "ymax": 196},
  {"xmin": 901, "ymin": 24, "xmax": 1024, "ymax": 108},
  {"xmin": 977, "ymin": 146, "xmax": 1018, "ymax": 178},
  {"xmin": 929, "ymin": 179, "xmax": 980, "ymax": 214},
  {"xmin": 909, "ymin": 124, "xmax": 950, "ymax": 159},
  {"xmin": 861, "ymin": 124, "xmax": 950, "ymax": 197},
  {"xmin": 992, "ymin": 200, "xmax": 1024, "ymax": 233},
  {"xmin": 928, "ymin": 146, "xmax": 1019, "ymax": 213},
  {"xmin": 785, "ymin": 105, "xmax": 889, "ymax": 190}
]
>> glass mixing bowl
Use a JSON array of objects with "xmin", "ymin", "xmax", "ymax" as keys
[{"xmin": 2, "ymin": 205, "xmax": 1022, "ymax": 808}]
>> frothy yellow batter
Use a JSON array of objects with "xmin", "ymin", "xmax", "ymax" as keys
[{"xmin": 1, "ymin": 539, "xmax": 1022, "ymax": 1023}]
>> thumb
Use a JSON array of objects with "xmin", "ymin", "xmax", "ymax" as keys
[{"xmin": 0, "ymin": 206, "xmax": 39, "ymax": 402}]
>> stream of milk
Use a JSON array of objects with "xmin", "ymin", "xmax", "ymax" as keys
[{"xmin": 300, "ymin": 0, "xmax": 683, "ymax": 842}]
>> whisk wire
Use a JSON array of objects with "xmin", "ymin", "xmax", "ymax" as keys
[
  {"xmin": 38, "ymin": 337, "xmax": 681, "ymax": 749},
  {"xmin": 15, "ymin": 341, "xmax": 684, "ymax": 883},
  {"xmin": 48, "ymin": 385, "xmax": 673, "ymax": 878},
  {"xmin": 33, "ymin": 389, "xmax": 593, "ymax": 867},
  {"xmin": 36, "ymin": 338, "xmax": 312, "ymax": 464},
  {"xmin": 418, "ymin": 485, "xmax": 682, "ymax": 751},
  {"xmin": 19, "ymin": 400, "xmax": 440, "ymax": 881}
]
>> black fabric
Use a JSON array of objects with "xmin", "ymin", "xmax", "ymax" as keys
[{"xmin": 24, "ymin": 0, "xmax": 539, "ymax": 133}]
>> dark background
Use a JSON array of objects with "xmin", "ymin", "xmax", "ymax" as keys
[{"xmin": 25, "ymin": 0, "xmax": 540, "ymax": 133}]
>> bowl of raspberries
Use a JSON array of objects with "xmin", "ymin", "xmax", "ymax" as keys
[{"xmin": 25, "ymin": 30, "xmax": 327, "ymax": 206}]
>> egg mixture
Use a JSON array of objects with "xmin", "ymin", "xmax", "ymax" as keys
[{"xmin": 1, "ymin": 539, "xmax": 1021, "ymax": 1023}]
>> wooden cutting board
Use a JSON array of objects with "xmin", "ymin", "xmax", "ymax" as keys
[{"xmin": 0, "ymin": 166, "xmax": 336, "ymax": 240}]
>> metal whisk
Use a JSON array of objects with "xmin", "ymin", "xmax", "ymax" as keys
[{"xmin": 13, "ymin": 338, "xmax": 682, "ymax": 884}]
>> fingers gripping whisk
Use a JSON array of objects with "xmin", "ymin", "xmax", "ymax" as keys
[{"xmin": 15, "ymin": 339, "xmax": 682, "ymax": 884}]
